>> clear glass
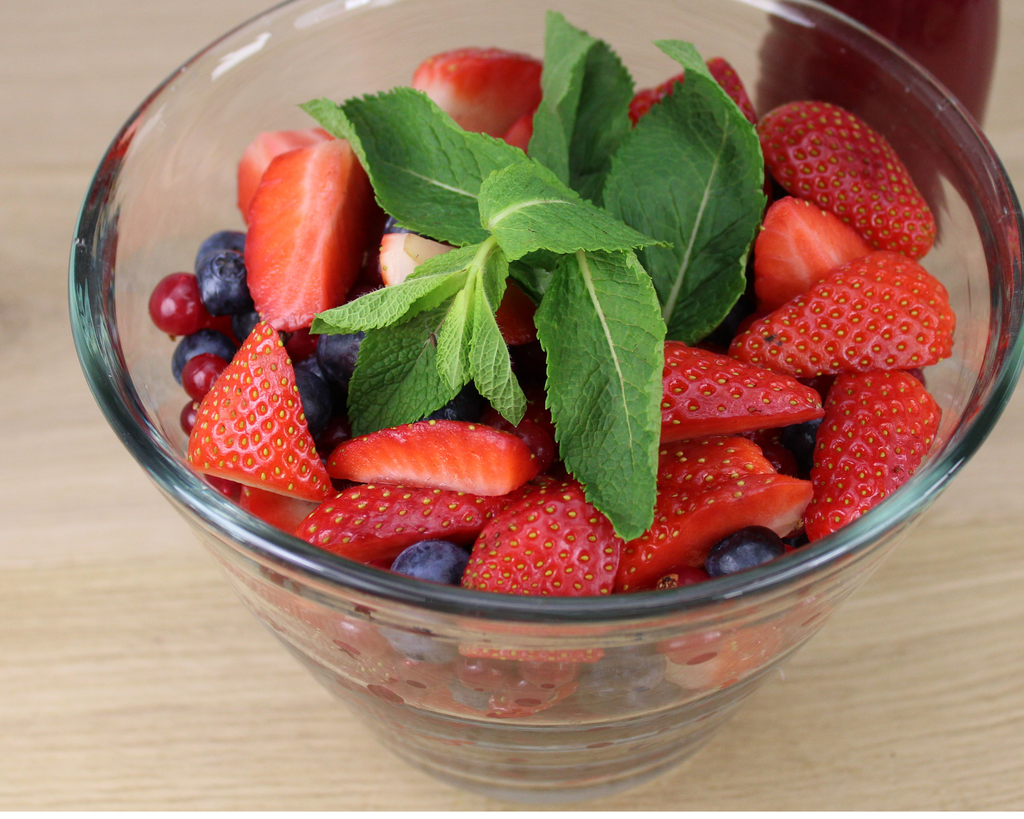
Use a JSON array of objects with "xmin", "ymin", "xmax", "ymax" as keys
[{"xmin": 70, "ymin": 0, "xmax": 1024, "ymax": 802}]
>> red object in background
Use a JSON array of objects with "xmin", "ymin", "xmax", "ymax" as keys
[{"xmin": 822, "ymin": 0, "xmax": 998, "ymax": 122}]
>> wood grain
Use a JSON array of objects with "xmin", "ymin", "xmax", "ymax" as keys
[{"xmin": 1, "ymin": 0, "xmax": 1022, "ymax": 809}]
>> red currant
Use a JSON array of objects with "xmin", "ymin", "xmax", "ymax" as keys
[
  {"xmin": 148, "ymin": 272, "xmax": 213, "ymax": 336},
  {"xmin": 180, "ymin": 400, "xmax": 199, "ymax": 435},
  {"xmin": 181, "ymin": 353, "xmax": 228, "ymax": 401}
]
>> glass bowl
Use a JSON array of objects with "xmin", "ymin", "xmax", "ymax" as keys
[{"xmin": 70, "ymin": 0, "xmax": 1023, "ymax": 802}]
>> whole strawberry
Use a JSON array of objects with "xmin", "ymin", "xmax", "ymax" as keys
[
  {"xmin": 758, "ymin": 101, "xmax": 935, "ymax": 259},
  {"xmin": 728, "ymin": 251, "xmax": 955, "ymax": 378},
  {"xmin": 804, "ymin": 370, "xmax": 941, "ymax": 541},
  {"xmin": 462, "ymin": 479, "xmax": 622, "ymax": 596}
]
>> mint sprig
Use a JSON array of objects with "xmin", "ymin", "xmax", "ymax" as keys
[{"xmin": 305, "ymin": 18, "xmax": 766, "ymax": 541}]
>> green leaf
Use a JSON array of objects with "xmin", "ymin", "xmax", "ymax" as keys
[
  {"xmin": 508, "ymin": 261, "xmax": 553, "ymax": 304},
  {"xmin": 534, "ymin": 250, "xmax": 665, "ymax": 540},
  {"xmin": 302, "ymin": 92, "xmax": 527, "ymax": 247},
  {"xmin": 434, "ymin": 286, "xmax": 474, "ymax": 392},
  {"xmin": 478, "ymin": 162, "xmax": 663, "ymax": 262},
  {"xmin": 602, "ymin": 40, "xmax": 765, "ymax": 344},
  {"xmin": 311, "ymin": 247, "xmax": 470, "ymax": 335},
  {"xmin": 529, "ymin": 11, "xmax": 634, "ymax": 205},
  {"xmin": 346, "ymin": 306, "xmax": 457, "ymax": 436}
]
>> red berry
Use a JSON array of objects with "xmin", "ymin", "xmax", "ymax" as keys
[
  {"xmin": 758, "ymin": 101, "xmax": 936, "ymax": 258},
  {"xmin": 180, "ymin": 352, "xmax": 228, "ymax": 401},
  {"xmin": 180, "ymin": 400, "xmax": 199, "ymax": 435},
  {"xmin": 494, "ymin": 281, "xmax": 537, "ymax": 346},
  {"xmin": 479, "ymin": 410, "xmax": 556, "ymax": 476},
  {"xmin": 284, "ymin": 326, "xmax": 318, "ymax": 363},
  {"xmin": 148, "ymin": 272, "xmax": 213, "ymax": 336}
]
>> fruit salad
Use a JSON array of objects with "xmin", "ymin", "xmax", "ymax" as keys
[{"xmin": 149, "ymin": 11, "xmax": 953, "ymax": 599}]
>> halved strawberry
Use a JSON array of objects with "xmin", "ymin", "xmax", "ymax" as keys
[
  {"xmin": 629, "ymin": 58, "xmax": 756, "ymax": 126},
  {"xmin": 754, "ymin": 196, "xmax": 873, "ymax": 312},
  {"xmin": 188, "ymin": 321, "xmax": 331, "ymax": 501},
  {"xmin": 478, "ymin": 413, "xmax": 556, "ymax": 476},
  {"xmin": 758, "ymin": 101, "xmax": 936, "ymax": 259},
  {"xmin": 245, "ymin": 139, "xmax": 375, "ymax": 332},
  {"xmin": 502, "ymin": 112, "xmax": 534, "ymax": 151},
  {"xmin": 378, "ymin": 232, "xmax": 453, "ymax": 286},
  {"xmin": 660, "ymin": 342, "xmax": 824, "ymax": 442},
  {"xmin": 462, "ymin": 479, "xmax": 622, "ymax": 597},
  {"xmin": 616, "ymin": 437, "xmax": 812, "ymax": 591},
  {"xmin": 327, "ymin": 420, "xmax": 541, "ymax": 496},
  {"xmin": 295, "ymin": 483, "xmax": 502, "ymax": 564},
  {"xmin": 411, "ymin": 47, "xmax": 543, "ymax": 138},
  {"xmin": 239, "ymin": 485, "xmax": 319, "ymax": 532},
  {"xmin": 729, "ymin": 251, "xmax": 955, "ymax": 377},
  {"xmin": 804, "ymin": 370, "xmax": 941, "ymax": 541},
  {"xmin": 494, "ymin": 281, "xmax": 537, "ymax": 346},
  {"xmin": 236, "ymin": 127, "xmax": 333, "ymax": 220}
]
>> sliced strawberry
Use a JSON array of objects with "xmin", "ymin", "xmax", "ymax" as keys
[
  {"xmin": 239, "ymin": 485, "xmax": 319, "ymax": 532},
  {"xmin": 478, "ymin": 413, "xmax": 556, "ymax": 476},
  {"xmin": 459, "ymin": 645, "xmax": 603, "ymax": 664},
  {"xmin": 188, "ymin": 321, "xmax": 331, "ymax": 501},
  {"xmin": 660, "ymin": 342, "xmax": 824, "ymax": 442},
  {"xmin": 327, "ymin": 420, "xmax": 541, "ymax": 496},
  {"xmin": 729, "ymin": 251, "xmax": 955, "ymax": 378},
  {"xmin": 659, "ymin": 623, "xmax": 784, "ymax": 691},
  {"xmin": 462, "ymin": 479, "xmax": 622, "ymax": 597},
  {"xmin": 411, "ymin": 47, "xmax": 543, "ymax": 138},
  {"xmin": 630, "ymin": 58, "xmax": 756, "ymax": 126},
  {"xmin": 378, "ymin": 232, "xmax": 452, "ymax": 287},
  {"xmin": 804, "ymin": 370, "xmax": 941, "ymax": 541},
  {"xmin": 245, "ymin": 139, "xmax": 375, "ymax": 332},
  {"xmin": 754, "ymin": 196, "xmax": 873, "ymax": 312},
  {"xmin": 758, "ymin": 101, "xmax": 936, "ymax": 259},
  {"xmin": 295, "ymin": 483, "xmax": 502, "ymax": 564},
  {"xmin": 705, "ymin": 57, "xmax": 757, "ymax": 124},
  {"xmin": 502, "ymin": 112, "xmax": 534, "ymax": 151},
  {"xmin": 494, "ymin": 281, "xmax": 537, "ymax": 345},
  {"xmin": 616, "ymin": 437, "xmax": 812, "ymax": 592},
  {"xmin": 629, "ymin": 72, "xmax": 684, "ymax": 125},
  {"xmin": 236, "ymin": 127, "xmax": 333, "ymax": 221}
]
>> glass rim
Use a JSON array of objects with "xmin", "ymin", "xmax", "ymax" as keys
[{"xmin": 70, "ymin": 0, "xmax": 1024, "ymax": 625}]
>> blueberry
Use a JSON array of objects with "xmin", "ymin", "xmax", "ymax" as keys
[
  {"xmin": 196, "ymin": 249, "xmax": 254, "ymax": 316},
  {"xmin": 316, "ymin": 331, "xmax": 364, "ymax": 391},
  {"xmin": 423, "ymin": 383, "xmax": 482, "ymax": 422},
  {"xmin": 705, "ymin": 525, "xmax": 786, "ymax": 577},
  {"xmin": 576, "ymin": 651, "xmax": 670, "ymax": 715},
  {"xmin": 194, "ymin": 230, "xmax": 245, "ymax": 272},
  {"xmin": 231, "ymin": 310, "xmax": 261, "ymax": 342},
  {"xmin": 293, "ymin": 360, "xmax": 333, "ymax": 437},
  {"xmin": 171, "ymin": 329, "xmax": 237, "ymax": 384},
  {"xmin": 391, "ymin": 539, "xmax": 469, "ymax": 585},
  {"xmin": 780, "ymin": 417, "xmax": 823, "ymax": 478},
  {"xmin": 383, "ymin": 215, "xmax": 416, "ymax": 236}
]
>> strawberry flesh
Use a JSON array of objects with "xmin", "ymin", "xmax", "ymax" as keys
[
  {"xmin": 188, "ymin": 321, "xmax": 331, "ymax": 501},
  {"xmin": 295, "ymin": 483, "xmax": 501, "ymax": 564},
  {"xmin": 411, "ymin": 47, "xmax": 543, "ymax": 138},
  {"xmin": 754, "ymin": 196, "xmax": 873, "ymax": 312},
  {"xmin": 236, "ymin": 128, "xmax": 332, "ymax": 221},
  {"xmin": 729, "ymin": 251, "xmax": 955, "ymax": 377},
  {"xmin": 660, "ymin": 342, "xmax": 824, "ymax": 442},
  {"xmin": 758, "ymin": 101, "xmax": 936, "ymax": 259},
  {"xmin": 804, "ymin": 370, "xmax": 941, "ymax": 541},
  {"xmin": 462, "ymin": 479, "xmax": 622, "ymax": 597},
  {"xmin": 240, "ymin": 485, "xmax": 319, "ymax": 532},
  {"xmin": 327, "ymin": 420, "xmax": 541, "ymax": 496},
  {"xmin": 245, "ymin": 139, "xmax": 375, "ymax": 332}
]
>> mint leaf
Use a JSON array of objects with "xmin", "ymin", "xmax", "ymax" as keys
[
  {"xmin": 347, "ymin": 306, "xmax": 456, "ymax": 436},
  {"xmin": 302, "ymin": 91, "xmax": 527, "ymax": 247},
  {"xmin": 311, "ymin": 246, "xmax": 471, "ymax": 334},
  {"xmin": 529, "ymin": 11, "xmax": 634, "ymax": 205},
  {"xmin": 434, "ymin": 286, "xmax": 473, "ymax": 391},
  {"xmin": 534, "ymin": 250, "xmax": 665, "ymax": 540},
  {"xmin": 478, "ymin": 162, "xmax": 663, "ymax": 262},
  {"xmin": 508, "ymin": 261, "xmax": 552, "ymax": 304},
  {"xmin": 602, "ymin": 41, "xmax": 765, "ymax": 344}
]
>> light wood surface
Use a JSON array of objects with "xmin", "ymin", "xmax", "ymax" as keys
[{"xmin": 2, "ymin": 0, "xmax": 1023, "ymax": 810}]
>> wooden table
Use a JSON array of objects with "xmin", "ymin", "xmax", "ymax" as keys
[{"xmin": 2, "ymin": 0, "xmax": 1022, "ymax": 809}]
